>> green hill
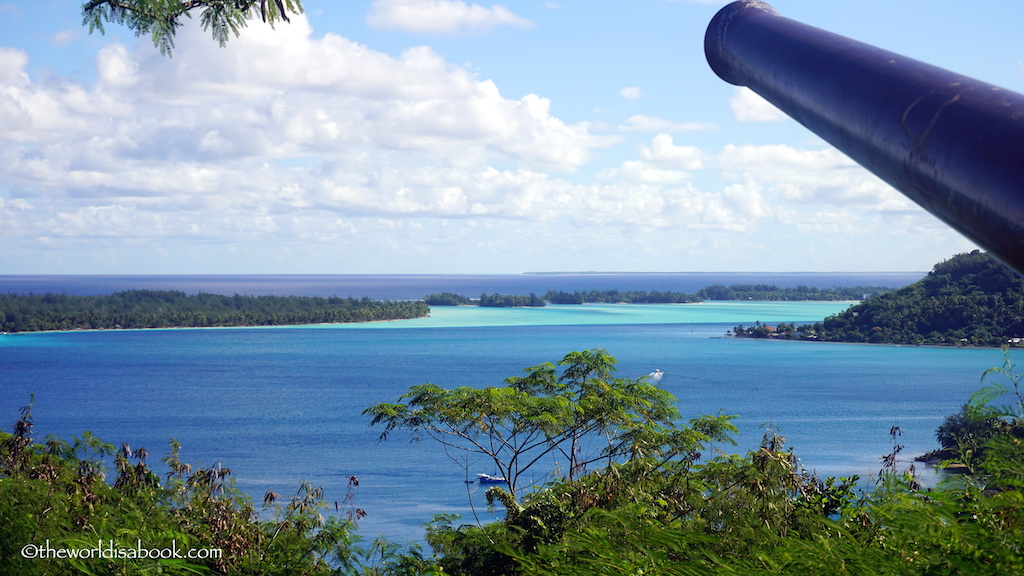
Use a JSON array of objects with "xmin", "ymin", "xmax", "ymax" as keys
[{"xmin": 798, "ymin": 251, "xmax": 1024, "ymax": 346}]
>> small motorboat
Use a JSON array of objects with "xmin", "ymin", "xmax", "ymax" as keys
[
  {"xmin": 476, "ymin": 473, "xmax": 507, "ymax": 484},
  {"xmin": 648, "ymin": 369, "xmax": 664, "ymax": 383}
]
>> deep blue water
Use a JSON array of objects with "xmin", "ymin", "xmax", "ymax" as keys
[{"xmin": 1, "ymin": 273, "xmax": 1009, "ymax": 545}]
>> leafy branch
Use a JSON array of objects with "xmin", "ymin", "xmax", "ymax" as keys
[{"xmin": 81, "ymin": 0, "xmax": 304, "ymax": 56}]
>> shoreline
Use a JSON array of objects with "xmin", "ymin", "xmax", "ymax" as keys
[
  {"xmin": 0, "ymin": 315, "xmax": 429, "ymax": 336},
  {"xmin": 2, "ymin": 301, "xmax": 851, "ymax": 336},
  {"xmin": 729, "ymin": 333, "xmax": 1019, "ymax": 350}
]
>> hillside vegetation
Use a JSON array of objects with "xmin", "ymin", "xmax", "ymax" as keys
[{"xmin": 735, "ymin": 251, "xmax": 1024, "ymax": 346}]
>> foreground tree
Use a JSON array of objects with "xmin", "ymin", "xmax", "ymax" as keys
[
  {"xmin": 364, "ymin": 349, "xmax": 736, "ymax": 501},
  {"xmin": 82, "ymin": 0, "xmax": 304, "ymax": 56}
]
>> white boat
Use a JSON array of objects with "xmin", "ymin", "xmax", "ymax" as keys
[
  {"xmin": 476, "ymin": 473, "xmax": 507, "ymax": 484},
  {"xmin": 648, "ymin": 369, "xmax": 664, "ymax": 383}
]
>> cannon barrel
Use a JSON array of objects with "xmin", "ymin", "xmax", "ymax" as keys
[{"xmin": 705, "ymin": 1, "xmax": 1024, "ymax": 274}]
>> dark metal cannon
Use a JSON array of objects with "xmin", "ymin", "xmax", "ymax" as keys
[{"xmin": 705, "ymin": 1, "xmax": 1024, "ymax": 274}]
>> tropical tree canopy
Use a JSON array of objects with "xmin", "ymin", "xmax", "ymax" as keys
[
  {"xmin": 81, "ymin": 0, "xmax": 304, "ymax": 56},
  {"xmin": 364, "ymin": 348, "xmax": 736, "ymax": 500}
]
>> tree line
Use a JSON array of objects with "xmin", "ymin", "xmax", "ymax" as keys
[
  {"xmin": 425, "ymin": 284, "xmax": 890, "ymax": 307},
  {"xmin": 544, "ymin": 289, "xmax": 700, "ymax": 304},
  {"xmin": 0, "ymin": 290, "xmax": 428, "ymax": 333},
  {"xmin": 479, "ymin": 293, "xmax": 546, "ymax": 308},
  {"xmin": 695, "ymin": 283, "xmax": 886, "ymax": 301},
  {"xmin": 424, "ymin": 292, "xmax": 547, "ymax": 307}
]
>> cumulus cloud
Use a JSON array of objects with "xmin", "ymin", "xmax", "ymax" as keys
[
  {"xmin": 729, "ymin": 87, "xmax": 787, "ymax": 122},
  {"xmin": 717, "ymin": 144, "xmax": 915, "ymax": 212},
  {"xmin": 597, "ymin": 161, "xmax": 692, "ymax": 185},
  {"xmin": 593, "ymin": 138, "xmax": 930, "ymax": 239},
  {"xmin": 0, "ymin": 11, "xmax": 968, "ymax": 273},
  {"xmin": 619, "ymin": 114, "xmax": 717, "ymax": 133},
  {"xmin": 597, "ymin": 134, "xmax": 708, "ymax": 185},
  {"xmin": 722, "ymin": 173, "xmax": 767, "ymax": 219},
  {"xmin": 0, "ymin": 13, "xmax": 639, "ymax": 268},
  {"xmin": 639, "ymin": 134, "xmax": 707, "ymax": 170},
  {"xmin": 366, "ymin": 0, "xmax": 534, "ymax": 34},
  {"xmin": 0, "ymin": 47, "xmax": 28, "ymax": 82},
  {"xmin": 97, "ymin": 44, "xmax": 140, "ymax": 87}
]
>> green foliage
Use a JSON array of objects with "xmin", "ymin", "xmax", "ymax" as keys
[
  {"xmin": 924, "ymin": 403, "xmax": 1011, "ymax": 471},
  {"xmin": 799, "ymin": 251, "xmax": 1024, "ymax": 346},
  {"xmin": 81, "ymin": 0, "xmax": 304, "ymax": 56},
  {"xmin": 365, "ymin": 349, "xmax": 733, "ymax": 500},
  {"xmin": 0, "ymin": 290, "xmax": 428, "ymax": 333},
  {"xmin": 478, "ymin": 293, "xmax": 546, "ymax": 307},
  {"xmin": 430, "ymin": 429, "xmax": 859, "ymax": 576},
  {"xmin": 373, "ymin": 352, "xmax": 1024, "ymax": 576},
  {"xmin": 974, "ymin": 348, "xmax": 1024, "ymax": 419},
  {"xmin": 544, "ymin": 289, "xmax": 700, "ymax": 304},
  {"xmin": 427, "ymin": 422, "xmax": 1024, "ymax": 575},
  {"xmin": 422, "ymin": 293, "xmax": 474, "ymax": 306},
  {"xmin": 696, "ymin": 284, "xmax": 888, "ymax": 302},
  {"xmin": 732, "ymin": 321, "xmax": 798, "ymax": 339},
  {"xmin": 0, "ymin": 400, "xmax": 420, "ymax": 575}
]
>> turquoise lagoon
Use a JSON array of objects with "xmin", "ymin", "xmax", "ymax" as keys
[
  {"xmin": 341, "ymin": 300, "xmax": 851, "ymax": 329},
  {"xmin": 0, "ymin": 301, "xmax": 1013, "ymax": 542}
]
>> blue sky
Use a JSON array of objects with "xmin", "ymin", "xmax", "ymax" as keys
[{"xmin": 0, "ymin": 0, "xmax": 1019, "ymax": 274}]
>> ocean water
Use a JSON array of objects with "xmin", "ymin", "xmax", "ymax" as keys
[{"xmin": 0, "ymin": 274, "xmax": 1008, "ymax": 544}]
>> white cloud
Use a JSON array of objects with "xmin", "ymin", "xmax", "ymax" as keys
[
  {"xmin": 97, "ymin": 44, "xmax": 139, "ymax": 88},
  {"xmin": 597, "ymin": 133, "xmax": 708, "ymax": 185},
  {"xmin": 619, "ymin": 114, "xmax": 717, "ymax": 133},
  {"xmin": 729, "ymin": 87, "xmax": 787, "ymax": 122},
  {"xmin": 597, "ymin": 161, "xmax": 692, "ymax": 185},
  {"xmin": 0, "ymin": 13, "xmax": 627, "ymax": 260},
  {"xmin": 722, "ymin": 173, "xmax": 767, "ymax": 219},
  {"xmin": 620, "ymin": 86, "xmax": 642, "ymax": 100},
  {"xmin": 366, "ymin": 0, "xmax": 534, "ymax": 34},
  {"xmin": 0, "ymin": 47, "xmax": 28, "ymax": 83},
  {"xmin": 0, "ymin": 10, "xmax": 972, "ymax": 273},
  {"xmin": 716, "ymin": 144, "xmax": 914, "ymax": 212},
  {"xmin": 639, "ymin": 134, "xmax": 707, "ymax": 170}
]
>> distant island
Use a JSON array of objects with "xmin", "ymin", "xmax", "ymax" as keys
[
  {"xmin": 0, "ymin": 290, "xmax": 429, "ymax": 333},
  {"xmin": 425, "ymin": 285, "xmax": 889, "ymax": 307},
  {"xmin": 424, "ymin": 292, "xmax": 548, "ymax": 307},
  {"xmin": 733, "ymin": 251, "xmax": 1024, "ymax": 346},
  {"xmin": 1, "ymin": 281, "xmax": 897, "ymax": 332},
  {"xmin": 544, "ymin": 289, "xmax": 699, "ymax": 304},
  {"xmin": 694, "ymin": 284, "xmax": 884, "ymax": 301}
]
